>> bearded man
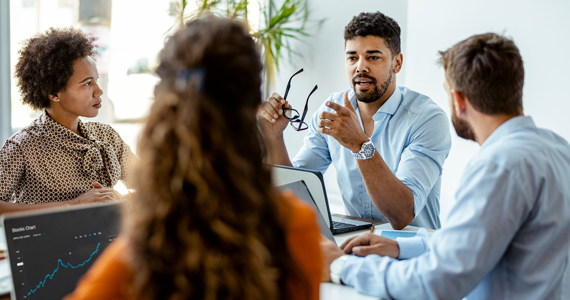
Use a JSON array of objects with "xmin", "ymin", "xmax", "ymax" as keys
[{"xmin": 257, "ymin": 11, "xmax": 451, "ymax": 230}]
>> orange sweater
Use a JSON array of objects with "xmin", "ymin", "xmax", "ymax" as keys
[{"xmin": 64, "ymin": 192, "xmax": 322, "ymax": 300}]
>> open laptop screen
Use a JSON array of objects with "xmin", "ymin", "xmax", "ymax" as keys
[
  {"xmin": 277, "ymin": 180, "xmax": 335, "ymax": 242},
  {"xmin": 271, "ymin": 165, "xmax": 333, "ymax": 230},
  {"xmin": 2, "ymin": 203, "xmax": 121, "ymax": 300}
]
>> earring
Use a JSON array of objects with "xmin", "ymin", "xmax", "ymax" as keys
[{"xmin": 55, "ymin": 98, "xmax": 59, "ymax": 102}]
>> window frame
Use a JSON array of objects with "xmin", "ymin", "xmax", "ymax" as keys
[{"xmin": 0, "ymin": 0, "xmax": 11, "ymax": 143}]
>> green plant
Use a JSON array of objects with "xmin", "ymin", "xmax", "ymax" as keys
[{"xmin": 169, "ymin": 0, "xmax": 322, "ymax": 96}]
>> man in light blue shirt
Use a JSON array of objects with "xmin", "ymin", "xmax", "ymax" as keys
[
  {"xmin": 257, "ymin": 12, "xmax": 451, "ymax": 230},
  {"xmin": 321, "ymin": 33, "xmax": 570, "ymax": 299}
]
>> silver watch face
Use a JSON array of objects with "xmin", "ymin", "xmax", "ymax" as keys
[
  {"xmin": 361, "ymin": 141, "xmax": 375, "ymax": 159},
  {"xmin": 353, "ymin": 140, "xmax": 375, "ymax": 160}
]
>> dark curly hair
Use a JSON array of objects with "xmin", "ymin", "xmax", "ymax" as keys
[
  {"xmin": 14, "ymin": 27, "xmax": 98, "ymax": 110},
  {"xmin": 127, "ymin": 16, "xmax": 309, "ymax": 300},
  {"xmin": 344, "ymin": 11, "xmax": 401, "ymax": 56}
]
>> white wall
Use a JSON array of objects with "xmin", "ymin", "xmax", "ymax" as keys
[
  {"xmin": 273, "ymin": 0, "xmax": 409, "ymax": 213},
  {"xmin": 405, "ymin": 0, "xmax": 570, "ymax": 221}
]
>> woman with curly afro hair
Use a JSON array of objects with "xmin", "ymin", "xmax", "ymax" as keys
[{"xmin": 0, "ymin": 27, "xmax": 134, "ymax": 213}]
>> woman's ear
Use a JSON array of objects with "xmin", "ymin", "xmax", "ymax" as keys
[{"xmin": 48, "ymin": 94, "xmax": 60, "ymax": 103}]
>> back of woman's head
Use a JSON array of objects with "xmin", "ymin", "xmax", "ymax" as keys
[{"xmin": 129, "ymin": 16, "xmax": 302, "ymax": 300}]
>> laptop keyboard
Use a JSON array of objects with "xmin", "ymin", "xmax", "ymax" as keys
[{"xmin": 332, "ymin": 221, "xmax": 354, "ymax": 229}]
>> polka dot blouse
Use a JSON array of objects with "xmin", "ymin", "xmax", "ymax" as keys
[{"xmin": 0, "ymin": 111, "xmax": 134, "ymax": 204}]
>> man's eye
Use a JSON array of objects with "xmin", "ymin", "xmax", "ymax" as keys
[
  {"xmin": 85, "ymin": 81, "xmax": 91, "ymax": 86},
  {"xmin": 370, "ymin": 56, "xmax": 380, "ymax": 60},
  {"xmin": 347, "ymin": 57, "xmax": 357, "ymax": 61}
]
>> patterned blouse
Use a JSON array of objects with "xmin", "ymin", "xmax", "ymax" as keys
[{"xmin": 0, "ymin": 111, "xmax": 134, "ymax": 204}]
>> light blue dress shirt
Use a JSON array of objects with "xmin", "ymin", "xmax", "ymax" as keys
[
  {"xmin": 341, "ymin": 116, "xmax": 570, "ymax": 300},
  {"xmin": 292, "ymin": 87, "xmax": 451, "ymax": 229}
]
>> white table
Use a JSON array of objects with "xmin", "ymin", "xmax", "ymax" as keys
[{"xmin": 320, "ymin": 282, "xmax": 379, "ymax": 300}]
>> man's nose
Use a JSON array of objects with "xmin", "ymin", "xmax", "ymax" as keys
[{"xmin": 356, "ymin": 59, "xmax": 368, "ymax": 73}]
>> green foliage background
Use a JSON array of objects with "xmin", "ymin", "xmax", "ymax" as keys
[{"xmin": 169, "ymin": 0, "xmax": 322, "ymax": 95}]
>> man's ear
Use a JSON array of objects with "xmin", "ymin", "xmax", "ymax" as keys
[
  {"xmin": 393, "ymin": 53, "xmax": 403, "ymax": 74},
  {"xmin": 451, "ymin": 89, "xmax": 467, "ymax": 116}
]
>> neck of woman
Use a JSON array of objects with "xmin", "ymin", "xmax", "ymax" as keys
[{"xmin": 45, "ymin": 108, "xmax": 81, "ymax": 136}]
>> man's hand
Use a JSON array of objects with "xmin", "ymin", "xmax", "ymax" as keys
[
  {"xmin": 340, "ymin": 233, "xmax": 400, "ymax": 258},
  {"xmin": 71, "ymin": 182, "xmax": 121, "ymax": 205},
  {"xmin": 320, "ymin": 236, "xmax": 345, "ymax": 282},
  {"xmin": 317, "ymin": 92, "xmax": 369, "ymax": 152},
  {"xmin": 256, "ymin": 92, "xmax": 292, "ymax": 138}
]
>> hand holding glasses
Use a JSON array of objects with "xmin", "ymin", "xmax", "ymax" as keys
[{"xmin": 282, "ymin": 68, "xmax": 318, "ymax": 131}]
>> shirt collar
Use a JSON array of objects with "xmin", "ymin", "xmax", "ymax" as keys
[
  {"xmin": 481, "ymin": 115, "xmax": 536, "ymax": 148},
  {"xmin": 376, "ymin": 86, "xmax": 402, "ymax": 116},
  {"xmin": 349, "ymin": 87, "xmax": 403, "ymax": 121}
]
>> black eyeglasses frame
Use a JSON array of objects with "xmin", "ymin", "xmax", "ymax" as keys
[{"xmin": 286, "ymin": 84, "xmax": 318, "ymax": 131}]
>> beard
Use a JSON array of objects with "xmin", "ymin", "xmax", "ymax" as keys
[
  {"xmin": 451, "ymin": 102, "xmax": 476, "ymax": 141},
  {"xmin": 352, "ymin": 68, "xmax": 393, "ymax": 104}
]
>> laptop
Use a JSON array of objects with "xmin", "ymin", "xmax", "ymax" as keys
[
  {"xmin": 271, "ymin": 165, "xmax": 372, "ymax": 234},
  {"xmin": 2, "ymin": 202, "xmax": 122, "ymax": 300},
  {"xmin": 277, "ymin": 180, "xmax": 335, "ymax": 242}
]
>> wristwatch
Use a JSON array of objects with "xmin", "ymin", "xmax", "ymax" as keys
[
  {"xmin": 330, "ymin": 254, "xmax": 350, "ymax": 284},
  {"xmin": 351, "ymin": 139, "xmax": 375, "ymax": 160}
]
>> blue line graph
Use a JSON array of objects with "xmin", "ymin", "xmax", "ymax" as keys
[{"xmin": 27, "ymin": 243, "xmax": 101, "ymax": 296}]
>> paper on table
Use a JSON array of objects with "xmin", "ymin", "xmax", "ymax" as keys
[
  {"xmin": 0, "ymin": 225, "xmax": 6, "ymax": 250},
  {"xmin": 380, "ymin": 231, "xmax": 416, "ymax": 239}
]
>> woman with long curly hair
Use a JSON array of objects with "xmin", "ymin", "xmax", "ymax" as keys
[
  {"xmin": 65, "ymin": 16, "xmax": 322, "ymax": 300},
  {"xmin": 0, "ymin": 27, "xmax": 133, "ymax": 213}
]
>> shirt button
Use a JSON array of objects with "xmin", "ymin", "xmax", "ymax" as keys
[{"xmin": 365, "ymin": 204, "xmax": 369, "ymax": 208}]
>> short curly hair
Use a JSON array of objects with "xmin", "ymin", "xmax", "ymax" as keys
[
  {"xmin": 344, "ymin": 12, "xmax": 401, "ymax": 57},
  {"xmin": 14, "ymin": 27, "xmax": 98, "ymax": 110}
]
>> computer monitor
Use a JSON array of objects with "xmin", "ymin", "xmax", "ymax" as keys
[{"xmin": 2, "ymin": 203, "xmax": 121, "ymax": 300}]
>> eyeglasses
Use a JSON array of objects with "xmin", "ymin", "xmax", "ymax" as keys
[{"xmin": 282, "ymin": 68, "xmax": 318, "ymax": 131}]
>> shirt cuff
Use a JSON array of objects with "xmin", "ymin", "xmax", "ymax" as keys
[
  {"xmin": 396, "ymin": 228, "xmax": 430, "ymax": 259},
  {"xmin": 340, "ymin": 255, "xmax": 393, "ymax": 299},
  {"xmin": 330, "ymin": 255, "xmax": 349, "ymax": 284}
]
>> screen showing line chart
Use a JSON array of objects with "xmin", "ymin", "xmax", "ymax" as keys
[{"xmin": 3, "ymin": 203, "xmax": 121, "ymax": 300}]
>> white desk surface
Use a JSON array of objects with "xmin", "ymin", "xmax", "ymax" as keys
[{"xmin": 320, "ymin": 282, "xmax": 379, "ymax": 300}]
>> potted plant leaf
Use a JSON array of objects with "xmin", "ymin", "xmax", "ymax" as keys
[{"xmin": 168, "ymin": 0, "xmax": 322, "ymax": 97}]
